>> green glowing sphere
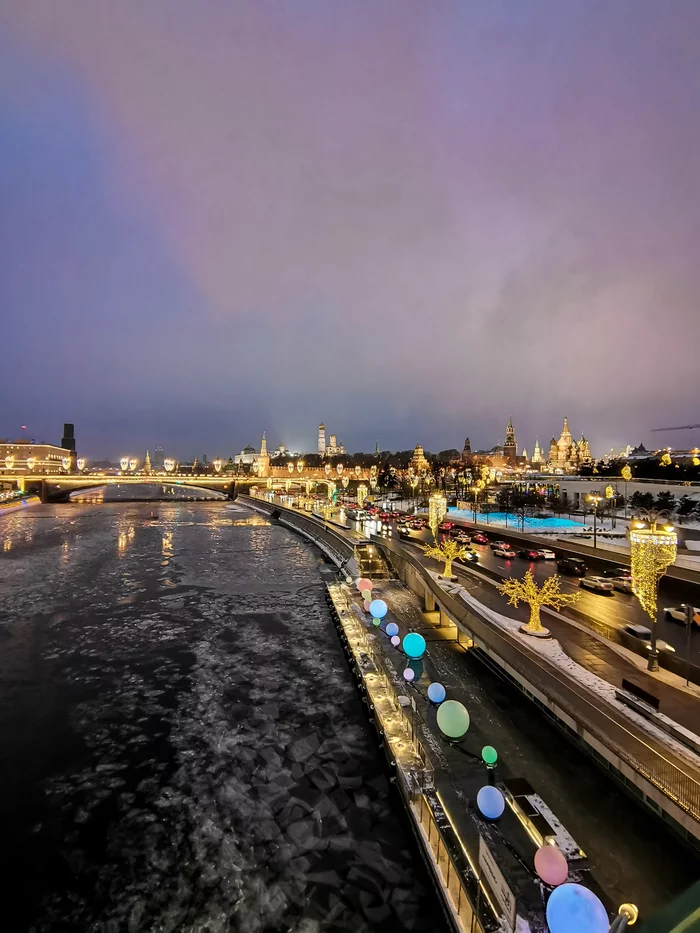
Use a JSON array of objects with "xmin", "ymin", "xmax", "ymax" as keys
[
  {"xmin": 481, "ymin": 745, "xmax": 498, "ymax": 765},
  {"xmin": 436, "ymin": 700, "xmax": 470, "ymax": 739}
]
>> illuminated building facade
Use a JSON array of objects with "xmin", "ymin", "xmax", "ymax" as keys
[
  {"xmin": 409, "ymin": 443, "xmax": 430, "ymax": 474},
  {"xmin": 547, "ymin": 418, "xmax": 591, "ymax": 472},
  {"xmin": 0, "ymin": 441, "xmax": 73, "ymax": 475}
]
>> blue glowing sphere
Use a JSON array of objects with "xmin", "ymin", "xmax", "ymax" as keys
[
  {"xmin": 386, "ymin": 622, "xmax": 399, "ymax": 638},
  {"xmin": 403, "ymin": 632, "xmax": 426, "ymax": 659},
  {"xmin": 427, "ymin": 682, "xmax": 446, "ymax": 704},
  {"xmin": 369, "ymin": 599, "xmax": 388, "ymax": 620},
  {"xmin": 546, "ymin": 884, "xmax": 608, "ymax": 933},
  {"xmin": 476, "ymin": 785, "xmax": 505, "ymax": 820}
]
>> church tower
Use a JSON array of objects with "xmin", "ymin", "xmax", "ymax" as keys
[
  {"xmin": 461, "ymin": 438, "xmax": 472, "ymax": 464},
  {"xmin": 503, "ymin": 417, "xmax": 517, "ymax": 465},
  {"xmin": 318, "ymin": 423, "xmax": 326, "ymax": 456},
  {"xmin": 144, "ymin": 450, "xmax": 151, "ymax": 474},
  {"xmin": 532, "ymin": 438, "xmax": 543, "ymax": 465}
]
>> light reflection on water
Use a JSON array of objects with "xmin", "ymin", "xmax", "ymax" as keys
[{"xmin": 0, "ymin": 501, "xmax": 442, "ymax": 932}]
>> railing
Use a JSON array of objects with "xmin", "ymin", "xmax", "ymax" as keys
[{"xmin": 378, "ymin": 537, "xmax": 700, "ymax": 827}]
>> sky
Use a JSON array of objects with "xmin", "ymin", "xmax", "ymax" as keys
[{"xmin": 1, "ymin": 0, "xmax": 699, "ymax": 461}]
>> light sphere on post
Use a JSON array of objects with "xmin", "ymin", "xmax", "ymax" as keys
[
  {"xmin": 476, "ymin": 785, "xmax": 505, "ymax": 820},
  {"xmin": 534, "ymin": 844, "xmax": 568, "ymax": 886},
  {"xmin": 402, "ymin": 632, "xmax": 426, "ymax": 659},
  {"xmin": 427, "ymin": 682, "xmax": 446, "ymax": 704},
  {"xmin": 436, "ymin": 700, "xmax": 470, "ymax": 739},
  {"xmin": 369, "ymin": 599, "xmax": 387, "ymax": 620}
]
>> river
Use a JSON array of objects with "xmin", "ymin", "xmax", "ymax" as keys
[{"xmin": 0, "ymin": 501, "xmax": 444, "ymax": 932}]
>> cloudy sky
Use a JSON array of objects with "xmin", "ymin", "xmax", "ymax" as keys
[{"xmin": 1, "ymin": 0, "xmax": 699, "ymax": 460}]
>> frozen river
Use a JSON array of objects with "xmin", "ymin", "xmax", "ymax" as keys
[{"xmin": 0, "ymin": 502, "xmax": 443, "ymax": 932}]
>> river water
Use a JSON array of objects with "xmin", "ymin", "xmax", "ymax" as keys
[{"xmin": 0, "ymin": 502, "xmax": 444, "ymax": 933}]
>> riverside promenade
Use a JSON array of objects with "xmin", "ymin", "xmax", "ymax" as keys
[{"xmin": 241, "ymin": 495, "xmax": 700, "ymax": 852}]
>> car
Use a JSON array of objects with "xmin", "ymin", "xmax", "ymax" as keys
[
  {"xmin": 494, "ymin": 546, "xmax": 516, "ymax": 559},
  {"xmin": 600, "ymin": 565, "xmax": 628, "ymax": 578},
  {"xmin": 611, "ymin": 575, "xmax": 634, "ymax": 593},
  {"xmin": 410, "ymin": 521, "xmax": 425, "ymax": 530},
  {"xmin": 456, "ymin": 549, "xmax": 479, "ymax": 564},
  {"xmin": 490, "ymin": 540, "xmax": 509, "ymax": 550},
  {"xmin": 439, "ymin": 521, "xmax": 456, "ymax": 532},
  {"xmin": 518, "ymin": 548, "xmax": 542, "ymax": 561},
  {"xmin": 557, "ymin": 557, "xmax": 586, "ymax": 577},
  {"xmin": 663, "ymin": 605, "xmax": 700, "ymax": 626},
  {"xmin": 579, "ymin": 576, "xmax": 614, "ymax": 594},
  {"xmin": 453, "ymin": 532, "xmax": 471, "ymax": 545},
  {"xmin": 538, "ymin": 549, "xmax": 556, "ymax": 560},
  {"xmin": 471, "ymin": 532, "xmax": 489, "ymax": 545},
  {"xmin": 623, "ymin": 623, "xmax": 676, "ymax": 653}
]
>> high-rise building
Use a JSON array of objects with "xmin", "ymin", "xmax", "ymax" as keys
[
  {"xmin": 153, "ymin": 447, "xmax": 165, "ymax": 470},
  {"xmin": 61, "ymin": 423, "xmax": 76, "ymax": 452},
  {"xmin": 318, "ymin": 423, "xmax": 326, "ymax": 456}
]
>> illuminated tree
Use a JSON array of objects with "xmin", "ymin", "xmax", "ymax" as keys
[
  {"xmin": 499, "ymin": 570, "xmax": 581, "ymax": 634},
  {"xmin": 425, "ymin": 537, "xmax": 469, "ymax": 578},
  {"xmin": 660, "ymin": 452, "xmax": 672, "ymax": 466}
]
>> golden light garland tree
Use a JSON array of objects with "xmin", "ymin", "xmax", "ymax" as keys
[
  {"xmin": 499, "ymin": 570, "xmax": 581, "ymax": 635},
  {"xmin": 357, "ymin": 484, "xmax": 368, "ymax": 508},
  {"xmin": 425, "ymin": 538, "xmax": 469, "ymax": 578},
  {"xmin": 428, "ymin": 492, "xmax": 447, "ymax": 538}
]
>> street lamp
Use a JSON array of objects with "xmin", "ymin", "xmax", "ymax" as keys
[
  {"xmin": 629, "ymin": 510, "xmax": 677, "ymax": 672},
  {"xmin": 471, "ymin": 485, "xmax": 479, "ymax": 523},
  {"xmin": 587, "ymin": 494, "xmax": 602, "ymax": 549}
]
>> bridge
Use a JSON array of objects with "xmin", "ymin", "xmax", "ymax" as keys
[{"xmin": 9, "ymin": 467, "xmax": 374, "ymax": 502}]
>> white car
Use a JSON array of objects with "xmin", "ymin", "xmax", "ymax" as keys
[
  {"xmin": 623, "ymin": 623, "xmax": 676, "ymax": 653},
  {"xmin": 453, "ymin": 532, "xmax": 471, "ymax": 544},
  {"xmin": 579, "ymin": 576, "xmax": 615, "ymax": 594},
  {"xmin": 663, "ymin": 605, "xmax": 700, "ymax": 626},
  {"xmin": 538, "ymin": 549, "xmax": 556, "ymax": 560},
  {"xmin": 494, "ymin": 546, "xmax": 516, "ymax": 558},
  {"xmin": 612, "ymin": 576, "xmax": 634, "ymax": 593}
]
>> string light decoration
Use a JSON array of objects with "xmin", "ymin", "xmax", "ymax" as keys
[
  {"xmin": 630, "ymin": 520, "xmax": 676, "ymax": 623},
  {"xmin": 357, "ymin": 484, "xmax": 368, "ymax": 508},
  {"xmin": 499, "ymin": 570, "xmax": 581, "ymax": 635},
  {"xmin": 425, "ymin": 537, "xmax": 468, "ymax": 578},
  {"xmin": 428, "ymin": 492, "xmax": 447, "ymax": 538}
]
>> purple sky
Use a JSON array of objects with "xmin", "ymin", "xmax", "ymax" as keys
[{"xmin": 1, "ymin": 1, "xmax": 699, "ymax": 460}]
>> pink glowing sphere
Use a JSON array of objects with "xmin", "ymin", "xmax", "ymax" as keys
[
  {"xmin": 363, "ymin": 600, "xmax": 371, "ymax": 611},
  {"xmin": 357, "ymin": 578, "xmax": 373, "ymax": 593},
  {"xmin": 534, "ymin": 845, "xmax": 569, "ymax": 887},
  {"xmin": 391, "ymin": 635, "xmax": 401, "ymax": 647}
]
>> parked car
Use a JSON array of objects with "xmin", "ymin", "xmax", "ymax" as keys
[
  {"xmin": 472, "ymin": 532, "xmax": 489, "ymax": 545},
  {"xmin": 663, "ymin": 605, "xmax": 700, "ymax": 626},
  {"xmin": 518, "ymin": 548, "xmax": 542, "ymax": 561},
  {"xmin": 579, "ymin": 576, "xmax": 614, "ymax": 594},
  {"xmin": 557, "ymin": 557, "xmax": 586, "ymax": 577},
  {"xmin": 538, "ymin": 549, "xmax": 556, "ymax": 560},
  {"xmin": 490, "ymin": 540, "xmax": 509, "ymax": 551},
  {"xmin": 494, "ymin": 546, "xmax": 516, "ymax": 559},
  {"xmin": 623, "ymin": 623, "xmax": 676, "ymax": 653}
]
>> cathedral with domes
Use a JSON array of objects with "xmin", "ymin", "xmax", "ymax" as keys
[{"xmin": 547, "ymin": 417, "xmax": 591, "ymax": 472}]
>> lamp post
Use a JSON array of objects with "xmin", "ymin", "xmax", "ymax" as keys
[
  {"xmin": 588, "ymin": 494, "xmax": 602, "ymax": 549},
  {"xmin": 629, "ymin": 510, "xmax": 677, "ymax": 672},
  {"xmin": 621, "ymin": 465, "xmax": 632, "ymax": 520},
  {"xmin": 471, "ymin": 485, "xmax": 479, "ymax": 523}
]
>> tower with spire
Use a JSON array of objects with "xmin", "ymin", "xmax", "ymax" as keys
[
  {"xmin": 503, "ymin": 416, "xmax": 517, "ymax": 465},
  {"xmin": 144, "ymin": 449, "xmax": 151, "ymax": 474},
  {"xmin": 257, "ymin": 431, "xmax": 270, "ymax": 477},
  {"xmin": 532, "ymin": 438, "xmax": 543, "ymax": 465}
]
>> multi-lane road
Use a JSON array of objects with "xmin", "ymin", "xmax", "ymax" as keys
[{"xmin": 390, "ymin": 519, "xmax": 700, "ymax": 664}]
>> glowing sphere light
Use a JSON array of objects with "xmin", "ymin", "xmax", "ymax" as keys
[
  {"xmin": 357, "ymin": 578, "xmax": 373, "ymax": 593},
  {"xmin": 427, "ymin": 682, "xmax": 446, "ymax": 704},
  {"xmin": 545, "ymin": 884, "xmax": 608, "ymax": 933},
  {"xmin": 534, "ymin": 845, "xmax": 569, "ymax": 887},
  {"xmin": 403, "ymin": 668, "xmax": 415, "ymax": 682},
  {"xmin": 372, "ymin": 617, "xmax": 381, "ymax": 627},
  {"xmin": 436, "ymin": 700, "xmax": 470, "ymax": 739},
  {"xmin": 481, "ymin": 745, "xmax": 498, "ymax": 766},
  {"xmin": 369, "ymin": 599, "xmax": 387, "ymax": 620},
  {"xmin": 363, "ymin": 600, "xmax": 371, "ymax": 611},
  {"xmin": 385, "ymin": 622, "xmax": 399, "ymax": 637},
  {"xmin": 391, "ymin": 635, "xmax": 401, "ymax": 647},
  {"xmin": 361, "ymin": 588, "xmax": 372, "ymax": 601},
  {"xmin": 476, "ymin": 785, "xmax": 505, "ymax": 820},
  {"xmin": 402, "ymin": 632, "xmax": 426, "ymax": 659}
]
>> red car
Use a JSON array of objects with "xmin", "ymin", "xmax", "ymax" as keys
[
  {"xmin": 518, "ymin": 548, "xmax": 543, "ymax": 561},
  {"xmin": 439, "ymin": 521, "xmax": 456, "ymax": 532},
  {"xmin": 471, "ymin": 532, "xmax": 488, "ymax": 545}
]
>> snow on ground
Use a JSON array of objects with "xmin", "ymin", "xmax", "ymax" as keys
[{"xmin": 428, "ymin": 573, "xmax": 700, "ymax": 772}]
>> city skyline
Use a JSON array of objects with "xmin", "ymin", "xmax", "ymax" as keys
[{"xmin": 1, "ymin": 2, "xmax": 700, "ymax": 456}]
